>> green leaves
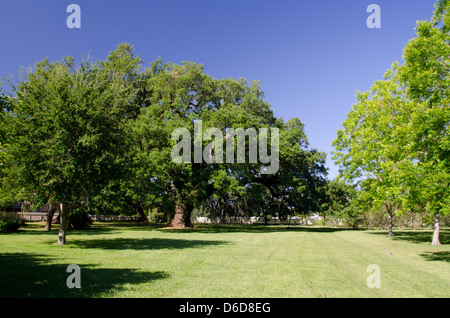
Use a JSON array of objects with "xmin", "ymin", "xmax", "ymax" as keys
[
  {"xmin": 2, "ymin": 42, "xmax": 327, "ymax": 228},
  {"xmin": 124, "ymin": 54, "xmax": 326, "ymax": 223},
  {"xmin": 3, "ymin": 44, "xmax": 140, "ymax": 208},
  {"xmin": 333, "ymin": 0, "xmax": 450, "ymax": 233}
]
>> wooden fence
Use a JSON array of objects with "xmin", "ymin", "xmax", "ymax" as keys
[{"xmin": 4, "ymin": 212, "xmax": 137, "ymax": 222}]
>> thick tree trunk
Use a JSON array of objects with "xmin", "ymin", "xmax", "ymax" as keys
[
  {"xmin": 168, "ymin": 201, "xmax": 193, "ymax": 228},
  {"xmin": 432, "ymin": 213, "xmax": 441, "ymax": 246},
  {"xmin": 44, "ymin": 204, "xmax": 56, "ymax": 231},
  {"xmin": 58, "ymin": 203, "xmax": 69, "ymax": 246},
  {"xmin": 135, "ymin": 205, "xmax": 147, "ymax": 222}
]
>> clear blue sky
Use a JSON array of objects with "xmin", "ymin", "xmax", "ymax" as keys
[{"xmin": 0, "ymin": 0, "xmax": 438, "ymax": 179}]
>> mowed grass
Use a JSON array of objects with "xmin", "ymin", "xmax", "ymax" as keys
[{"xmin": 0, "ymin": 223, "xmax": 449, "ymax": 298}]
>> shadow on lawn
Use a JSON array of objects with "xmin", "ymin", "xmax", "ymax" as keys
[
  {"xmin": 70, "ymin": 237, "xmax": 229, "ymax": 250},
  {"xmin": 0, "ymin": 253, "xmax": 168, "ymax": 298},
  {"xmin": 370, "ymin": 229, "xmax": 449, "ymax": 245},
  {"xmin": 156, "ymin": 224, "xmax": 352, "ymax": 234},
  {"xmin": 14, "ymin": 224, "xmax": 119, "ymax": 236},
  {"xmin": 17, "ymin": 222, "xmax": 353, "ymax": 235},
  {"xmin": 420, "ymin": 251, "xmax": 450, "ymax": 263}
]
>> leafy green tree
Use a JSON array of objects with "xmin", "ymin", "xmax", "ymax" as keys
[
  {"xmin": 3, "ymin": 44, "xmax": 140, "ymax": 244},
  {"xmin": 333, "ymin": 69, "xmax": 410, "ymax": 236},
  {"xmin": 333, "ymin": 0, "xmax": 449, "ymax": 243},
  {"xmin": 245, "ymin": 117, "xmax": 327, "ymax": 221},
  {"xmin": 395, "ymin": 0, "xmax": 450, "ymax": 245},
  {"xmin": 130, "ymin": 60, "xmax": 277, "ymax": 228},
  {"xmin": 318, "ymin": 178, "xmax": 360, "ymax": 228},
  {"xmin": 128, "ymin": 58, "xmax": 327, "ymax": 227}
]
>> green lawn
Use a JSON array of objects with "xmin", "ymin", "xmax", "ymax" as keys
[{"xmin": 0, "ymin": 223, "xmax": 449, "ymax": 298}]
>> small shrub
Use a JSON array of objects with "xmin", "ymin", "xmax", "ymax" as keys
[{"xmin": 0, "ymin": 219, "xmax": 21, "ymax": 233}]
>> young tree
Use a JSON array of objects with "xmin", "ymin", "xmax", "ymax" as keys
[
  {"xmin": 396, "ymin": 0, "xmax": 450, "ymax": 244},
  {"xmin": 333, "ymin": 70, "xmax": 411, "ymax": 236},
  {"xmin": 334, "ymin": 0, "xmax": 449, "ymax": 243}
]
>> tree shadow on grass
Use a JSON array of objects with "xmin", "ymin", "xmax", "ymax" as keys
[
  {"xmin": 70, "ymin": 237, "xmax": 229, "ymax": 250},
  {"xmin": 0, "ymin": 253, "xmax": 168, "ymax": 298},
  {"xmin": 156, "ymin": 224, "xmax": 353, "ymax": 234},
  {"xmin": 14, "ymin": 222, "xmax": 353, "ymax": 235},
  {"xmin": 11, "ymin": 224, "xmax": 119, "ymax": 236},
  {"xmin": 420, "ymin": 251, "xmax": 450, "ymax": 263},
  {"xmin": 370, "ymin": 229, "xmax": 449, "ymax": 245}
]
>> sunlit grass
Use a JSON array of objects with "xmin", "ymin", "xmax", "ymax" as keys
[{"xmin": 0, "ymin": 222, "xmax": 448, "ymax": 298}]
